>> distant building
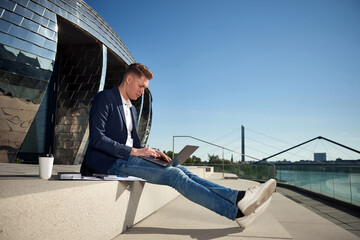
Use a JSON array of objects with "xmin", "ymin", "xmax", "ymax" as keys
[
  {"xmin": 0, "ymin": 0, "xmax": 152, "ymax": 164},
  {"xmin": 314, "ymin": 153, "xmax": 327, "ymax": 162}
]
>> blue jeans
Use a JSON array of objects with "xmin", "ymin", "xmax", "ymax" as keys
[{"xmin": 108, "ymin": 156, "xmax": 239, "ymax": 220}]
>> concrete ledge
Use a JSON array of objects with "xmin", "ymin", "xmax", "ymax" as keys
[
  {"xmin": 185, "ymin": 166, "xmax": 214, "ymax": 178},
  {"xmin": 0, "ymin": 163, "xmax": 213, "ymax": 240}
]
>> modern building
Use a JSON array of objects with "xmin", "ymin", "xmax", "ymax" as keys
[
  {"xmin": 314, "ymin": 152, "xmax": 327, "ymax": 162},
  {"xmin": 0, "ymin": 0, "xmax": 153, "ymax": 164}
]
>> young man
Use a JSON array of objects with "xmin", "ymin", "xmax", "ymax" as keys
[{"xmin": 80, "ymin": 63, "xmax": 276, "ymax": 228}]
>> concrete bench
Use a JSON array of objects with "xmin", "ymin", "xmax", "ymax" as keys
[{"xmin": 0, "ymin": 163, "xmax": 213, "ymax": 240}]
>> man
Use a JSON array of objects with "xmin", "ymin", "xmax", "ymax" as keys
[{"xmin": 81, "ymin": 63, "xmax": 276, "ymax": 228}]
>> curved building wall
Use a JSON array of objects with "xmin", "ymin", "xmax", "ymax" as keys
[{"xmin": 0, "ymin": 0, "xmax": 153, "ymax": 164}]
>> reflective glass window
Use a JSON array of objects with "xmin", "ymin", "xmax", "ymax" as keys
[
  {"xmin": 32, "ymin": 13, "xmax": 50, "ymax": 27},
  {"xmin": 37, "ymin": 25, "xmax": 55, "ymax": 40},
  {"xmin": 2, "ymin": 10, "xmax": 24, "ymax": 25},
  {"xmin": 19, "ymin": 75, "xmax": 35, "ymax": 88},
  {"xmin": 27, "ymin": 1, "xmax": 45, "ymax": 16},
  {"xmin": 14, "ymin": 4, "xmax": 34, "ymax": 19},
  {"xmin": 0, "ymin": 19, "xmax": 12, "ymax": 33},
  {"xmin": 66, "ymin": 13, "xmax": 76, "ymax": 23},
  {"xmin": 26, "ymin": 32, "xmax": 46, "ymax": 47},
  {"xmin": 4, "ymin": 34, "xmax": 33, "ymax": 53},
  {"xmin": 19, "ymin": 62, "xmax": 52, "ymax": 82},
  {"xmin": 47, "ymin": 20, "xmax": 56, "ymax": 31},
  {"xmin": 21, "ymin": 18, "xmax": 40, "ymax": 32},
  {"xmin": 71, "ymin": 16, "xmax": 80, "ymax": 26},
  {"xmin": 9, "ymin": 24, "xmax": 30, "ymax": 41},
  {"xmin": 28, "ymin": 43, "xmax": 55, "ymax": 60},
  {"xmin": 17, "ymin": 85, "xmax": 43, "ymax": 103},
  {"xmin": 52, "ymin": 0, "xmax": 61, "ymax": 6},
  {"xmin": 36, "ymin": 0, "xmax": 48, "ymax": 8},
  {"xmin": 36, "ymin": 78, "xmax": 48, "ymax": 90},
  {"xmin": 0, "ymin": 81, "xmax": 17, "ymax": 96},
  {"xmin": 1, "ymin": 44, "xmax": 19, "ymax": 61},
  {"xmin": 17, "ymin": 55, "xmax": 35, "ymax": 69},
  {"xmin": 3, "ymin": 72, "xmax": 22, "ymax": 86},
  {"xmin": 11, "ymin": 0, "xmax": 30, "ymax": 8},
  {"xmin": 53, "ymin": 32, "xmax": 57, "ymax": 41},
  {"xmin": 66, "ymin": 0, "xmax": 77, "ymax": 9},
  {"xmin": 0, "ymin": 0, "xmax": 16, "ymax": 12},
  {"xmin": 0, "ymin": 57, "xmax": 22, "ymax": 74},
  {"xmin": 42, "ymin": 38, "xmax": 56, "ymax": 51},
  {"xmin": 37, "ymin": 56, "xmax": 53, "ymax": 70},
  {"xmin": 42, "ymin": 8, "xmax": 56, "ymax": 22},
  {"xmin": 19, "ymin": 49, "xmax": 37, "ymax": 65},
  {"xmin": 14, "ymin": 36, "xmax": 34, "ymax": 50},
  {"xmin": 44, "ymin": 1, "xmax": 55, "ymax": 11},
  {"xmin": 60, "ymin": 1, "xmax": 72, "ymax": 13},
  {"xmin": 56, "ymin": 6, "xmax": 67, "ymax": 18}
]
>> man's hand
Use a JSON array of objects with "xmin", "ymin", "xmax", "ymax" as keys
[
  {"xmin": 131, "ymin": 147, "xmax": 157, "ymax": 158},
  {"xmin": 130, "ymin": 148, "xmax": 171, "ymax": 163},
  {"xmin": 155, "ymin": 150, "xmax": 171, "ymax": 163}
]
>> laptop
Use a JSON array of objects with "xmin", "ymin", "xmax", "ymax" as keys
[{"xmin": 140, "ymin": 145, "xmax": 199, "ymax": 167}]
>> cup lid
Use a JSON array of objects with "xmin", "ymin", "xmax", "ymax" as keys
[{"xmin": 38, "ymin": 154, "xmax": 53, "ymax": 158}]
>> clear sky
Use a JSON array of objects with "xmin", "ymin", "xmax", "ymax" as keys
[{"xmin": 86, "ymin": 0, "xmax": 360, "ymax": 162}]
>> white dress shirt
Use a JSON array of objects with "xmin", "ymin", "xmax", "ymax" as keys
[{"xmin": 120, "ymin": 93, "xmax": 134, "ymax": 147}]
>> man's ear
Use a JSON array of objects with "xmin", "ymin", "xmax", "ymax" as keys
[{"xmin": 124, "ymin": 73, "xmax": 132, "ymax": 84}]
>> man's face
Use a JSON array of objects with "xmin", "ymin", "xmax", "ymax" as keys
[{"xmin": 125, "ymin": 73, "xmax": 149, "ymax": 100}]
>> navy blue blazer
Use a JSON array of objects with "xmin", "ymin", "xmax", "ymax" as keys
[{"xmin": 81, "ymin": 87, "xmax": 142, "ymax": 175}]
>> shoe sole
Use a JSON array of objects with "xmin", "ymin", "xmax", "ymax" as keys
[
  {"xmin": 242, "ymin": 179, "xmax": 276, "ymax": 216},
  {"xmin": 236, "ymin": 196, "xmax": 272, "ymax": 228}
]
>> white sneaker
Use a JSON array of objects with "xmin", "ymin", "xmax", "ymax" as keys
[
  {"xmin": 237, "ymin": 179, "xmax": 276, "ymax": 216},
  {"xmin": 235, "ymin": 197, "xmax": 272, "ymax": 228}
]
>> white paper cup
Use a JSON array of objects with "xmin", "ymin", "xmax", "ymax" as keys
[{"xmin": 39, "ymin": 154, "xmax": 54, "ymax": 179}]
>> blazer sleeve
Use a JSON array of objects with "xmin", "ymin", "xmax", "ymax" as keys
[{"xmin": 88, "ymin": 92, "xmax": 132, "ymax": 160}]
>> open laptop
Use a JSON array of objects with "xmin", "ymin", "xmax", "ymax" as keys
[{"xmin": 140, "ymin": 145, "xmax": 199, "ymax": 167}]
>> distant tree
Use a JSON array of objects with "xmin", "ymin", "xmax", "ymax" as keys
[
  {"xmin": 185, "ymin": 155, "xmax": 202, "ymax": 164},
  {"xmin": 208, "ymin": 154, "xmax": 221, "ymax": 164}
]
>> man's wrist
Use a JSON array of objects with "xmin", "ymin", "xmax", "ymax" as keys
[{"xmin": 130, "ymin": 148, "xmax": 138, "ymax": 156}]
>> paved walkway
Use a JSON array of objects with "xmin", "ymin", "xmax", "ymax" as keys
[
  {"xmin": 113, "ymin": 174, "xmax": 359, "ymax": 240},
  {"xmin": 276, "ymin": 186, "xmax": 360, "ymax": 237}
]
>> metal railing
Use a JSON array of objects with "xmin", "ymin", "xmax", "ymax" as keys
[
  {"xmin": 275, "ymin": 164, "xmax": 360, "ymax": 207},
  {"xmin": 172, "ymin": 135, "xmax": 262, "ymax": 179},
  {"xmin": 173, "ymin": 135, "xmax": 360, "ymax": 206},
  {"xmin": 183, "ymin": 163, "xmax": 360, "ymax": 207}
]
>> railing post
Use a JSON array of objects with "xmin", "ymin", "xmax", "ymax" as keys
[
  {"xmin": 310, "ymin": 166, "xmax": 312, "ymax": 191},
  {"xmin": 172, "ymin": 136, "xmax": 175, "ymax": 159},
  {"xmin": 222, "ymin": 148, "xmax": 224, "ymax": 179},
  {"xmin": 349, "ymin": 167, "xmax": 353, "ymax": 204},
  {"xmin": 332, "ymin": 167, "xmax": 335, "ymax": 198},
  {"xmin": 273, "ymin": 165, "xmax": 276, "ymax": 180}
]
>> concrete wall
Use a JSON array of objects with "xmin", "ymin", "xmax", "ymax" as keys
[{"xmin": 0, "ymin": 166, "xmax": 213, "ymax": 240}]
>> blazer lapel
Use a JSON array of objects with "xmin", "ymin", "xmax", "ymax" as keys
[
  {"xmin": 130, "ymin": 106, "xmax": 138, "ymax": 130},
  {"xmin": 113, "ymin": 87, "xmax": 127, "ymax": 125}
]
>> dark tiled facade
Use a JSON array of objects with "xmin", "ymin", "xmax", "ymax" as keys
[{"xmin": 0, "ymin": 0, "xmax": 153, "ymax": 164}]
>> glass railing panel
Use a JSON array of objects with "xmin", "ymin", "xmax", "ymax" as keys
[
  {"xmin": 319, "ymin": 166, "xmax": 336, "ymax": 199},
  {"xmin": 310, "ymin": 166, "xmax": 322, "ymax": 193},
  {"xmin": 332, "ymin": 167, "xmax": 351, "ymax": 203},
  {"xmin": 350, "ymin": 167, "xmax": 360, "ymax": 206}
]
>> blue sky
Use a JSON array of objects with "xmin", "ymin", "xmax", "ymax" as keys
[{"xmin": 86, "ymin": 0, "xmax": 360, "ymax": 162}]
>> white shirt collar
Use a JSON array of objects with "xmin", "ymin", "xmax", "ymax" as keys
[{"xmin": 120, "ymin": 93, "xmax": 132, "ymax": 108}]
